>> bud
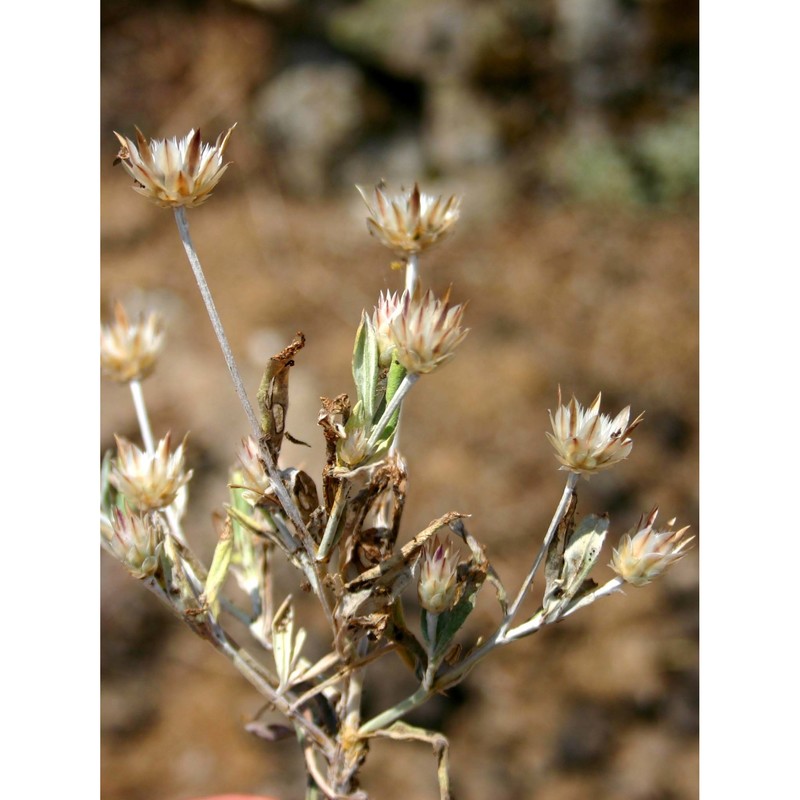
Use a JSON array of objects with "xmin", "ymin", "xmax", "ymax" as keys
[
  {"xmin": 357, "ymin": 182, "xmax": 461, "ymax": 257},
  {"xmin": 545, "ymin": 389, "xmax": 643, "ymax": 475},
  {"xmin": 610, "ymin": 508, "xmax": 693, "ymax": 587},
  {"xmin": 114, "ymin": 125, "xmax": 235, "ymax": 208},
  {"xmin": 110, "ymin": 433, "xmax": 193, "ymax": 512},
  {"xmin": 336, "ymin": 426, "xmax": 370, "ymax": 469},
  {"xmin": 418, "ymin": 536, "xmax": 459, "ymax": 614},
  {"xmin": 372, "ymin": 291, "xmax": 402, "ymax": 368},
  {"xmin": 235, "ymin": 436, "xmax": 271, "ymax": 506},
  {"xmin": 100, "ymin": 301, "xmax": 164, "ymax": 383},
  {"xmin": 103, "ymin": 508, "xmax": 164, "ymax": 579}
]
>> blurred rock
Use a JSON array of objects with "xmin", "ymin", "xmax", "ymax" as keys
[
  {"xmin": 252, "ymin": 62, "xmax": 366, "ymax": 195},
  {"xmin": 424, "ymin": 80, "xmax": 503, "ymax": 170},
  {"xmin": 541, "ymin": 125, "xmax": 642, "ymax": 206},
  {"xmin": 632, "ymin": 104, "xmax": 699, "ymax": 206},
  {"xmin": 327, "ymin": 0, "xmax": 515, "ymax": 80}
]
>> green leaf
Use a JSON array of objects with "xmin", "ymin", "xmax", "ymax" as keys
[
  {"xmin": 425, "ymin": 590, "xmax": 479, "ymax": 660},
  {"xmin": 371, "ymin": 355, "xmax": 407, "ymax": 449},
  {"xmin": 352, "ymin": 311, "xmax": 380, "ymax": 424}
]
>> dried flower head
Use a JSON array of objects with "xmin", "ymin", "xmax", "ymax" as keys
[
  {"xmin": 610, "ymin": 507, "xmax": 693, "ymax": 587},
  {"xmin": 389, "ymin": 289, "xmax": 469, "ymax": 375},
  {"xmin": 357, "ymin": 182, "xmax": 461, "ymax": 256},
  {"xmin": 100, "ymin": 301, "xmax": 165, "ymax": 383},
  {"xmin": 546, "ymin": 390, "xmax": 643, "ymax": 475},
  {"xmin": 110, "ymin": 433, "xmax": 193, "ymax": 512},
  {"xmin": 418, "ymin": 536, "xmax": 459, "ymax": 614},
  {"xmin": 235, "ymin": 436, "xmax": 271, "ymax": 506},
  {"xmin": 103, "ymin": 508, "xmax": 164, "ymax": 579},
  {"xmin": 372, "ymin": 291, "xmax": 403, "ymax": 368},
  {"xmin": 114, "ymin": 125, "xmax": 235, "ymax": 208}
]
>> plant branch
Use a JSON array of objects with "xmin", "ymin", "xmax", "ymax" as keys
[{"xmin": 499, "ymin": 471, "xmax": 579, "ymax": 636}]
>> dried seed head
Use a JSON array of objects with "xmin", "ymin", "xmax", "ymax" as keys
[
  {"xmin": 389, "ymin": 289, "xmax": 469, "ymax": 375},
  {"xmin": 100, "ymin": 301, "xmax": 165, "ymax": 383},
  {"xmin": 113, "ymin": 125, "xmax": 235, "ymax": 208},
  {"xmin": 546, "ymin": 390, "xmax": 643, "ymax": 475},
  {"xmin": 610, "ymin": 507, "xmax": 694, "ymax": 587},
  {"xmin": 418, "ymin": 536, "xmax": 459, "ymax": 614},
  {"xmin": 357, "ymin": 181, "xmax": 461, "ymax": 256},
  {"xmin": 110, "ymin": 433, "xmax": 193, "ymax": 512},
  {"xmin": 235, "ymin": 436, "xmax": 271, "ymax": 506},
  {"xmin": 103, "ymin": 508, "xmax": 164, "ymax": 579},
  {"xmin": 372, "ymin": 290, "xmax": 403, "ymax": 368}
]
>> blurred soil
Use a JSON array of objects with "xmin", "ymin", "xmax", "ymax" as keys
[{"xmin": 101, "ymin": 2, "xmax": 698, "ymax": 799}]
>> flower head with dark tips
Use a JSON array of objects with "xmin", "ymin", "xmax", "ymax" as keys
[
  {"xmin": 110, "ymin": 433, "xmax": 193, "ymax": 512},
  {"xmin": 114, "ymin": 125, "xmax": 235, "ymax": 208},
  {"xmin": 100, "ymin": 301, "xmax": 164, "ymax": 383},
  {"xmin": 357, "ymin": 182, "xmax": 461, "ymax": 257},
  {"xmin": 546, "ymin": 390, "xmax": 643, "ymax": 475},
  {"xmin": 610, "ymin": 508, "xmax": 693, "ymax": 587},
  {"xmin": 389, "ymin": 289, "xmax": 469, "ymax": 375},
  {"xmin": 418, "ymin": 536, "xmax": 459, "ymax": 614}
]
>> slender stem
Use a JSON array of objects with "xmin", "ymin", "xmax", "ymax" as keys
[
  {"xmin": 423, "ymin": 612, "xmax": 439, "ymax": 690},
  {"xmin": 174, "ymin": 207, "xmax": 261, "ymax": 436},
  {"xmin": 366, "ymin": 373, "xmax": 419, "ymax": 453},
  {"xmin": 343, "ymin": 637, "xmax": 369, "ymax": 730},
  {"xmin": 436, "ymin": 628, "xmax": 504, "ymax": 690},
  {"xmin": 317, "ymin": 481, "xmax": 350, "ymax": 562},
  {"xmin": 129, "ymin": 380, "xmax": 154, "ymax": 454},
  {"xmin": 405, "ymin": 253, "xmax": 420, "ymax": 299},
  {"xmin": 172, "ymin": 208, "xmax": 315, "ymax": 550},
  {"xmin": 207, "ymin": 619, "xmax": 336, "ymax": 759},
  {"xmin": 358, "ymin": 685, "xmax": 431, "ymax": 736},
  {"xmin": 557, "ymin": 576, "xmax": 625, "ymax": 621},
  {"xmin": 499, "ymin": 471, "xmax": 579, "ymax": 636}
]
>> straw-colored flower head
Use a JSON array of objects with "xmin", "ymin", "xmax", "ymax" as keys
[
  {"xmin": 546, "ymin": 390, "xmax": 643, "ymax": 475},
  {"xmin": 110, "ymin": 433, "xmax": 193, "ymax": 512},
  {"xmin": 100, "ymin": 301, "xmax": 165, "ymax": 383},
  {"xmin": 337, "ymin": 426, "xmax": 370, "ymax": 469},
  {"xmin": 389, "ymin": 289, "xmax": 469, "ymax": 375},
  {"xmin": 418, "ymin": 536, "xmax": 459, "ymax": 615},
  {"xmin": 357, "ymin": 181, "xmax": 461, "ymax": 256},
  {"xmin": 103, "ymin": 508, "xmax": 164, "ymax": 579},
  {"xmin": 235, "ymin": 436, "xmax": 271, "ymax": 506},
  {"xmin": 372, "ymin": 290, "xmax": 403, "ymax": 367},
  {"xmin": 610, "ymin": 507, "xmax": 693, "ymax": 587},
  {"xmin": 114, "ymin": 125, "xmax": 235, "ymax": 208}
]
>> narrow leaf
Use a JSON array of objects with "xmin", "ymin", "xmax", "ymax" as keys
[{"xmin": 203, "ymin": 519, "xmax": 234, "ymax": 617}]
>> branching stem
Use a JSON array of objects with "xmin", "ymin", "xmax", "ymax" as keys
[{"xmin": 500, "ymin": 471, "xmax": 579, "ymax": 636}]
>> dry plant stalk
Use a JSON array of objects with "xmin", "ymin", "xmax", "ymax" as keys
[{"xmin": 101, "ymin": 126, "xmax": 693, "ymax": 800}]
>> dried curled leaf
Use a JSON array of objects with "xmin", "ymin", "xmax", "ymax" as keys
[{"xmin": 257, "ymin": 331, "xmax": 305, "ymax": 460}]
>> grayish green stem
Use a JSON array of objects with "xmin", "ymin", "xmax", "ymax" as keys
[
  {"xmin": 358, "ymin": 685, "xmax": 431, "ymax": 736},
  {"xmin": 366, "ymin": 372, "xmax": 419, "ymax": 453},
  {"xmin": 405, "ymin": 253, "xmax": 419, "ymax": 297},
  {"xmin": 129, "ymin": 380, "xmax": 154, "ymax": 454},
  {"xmin": 499, "ymin": 471, "xmax": 579, "ymax": 636}
]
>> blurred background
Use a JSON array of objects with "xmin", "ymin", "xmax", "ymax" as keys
[{"xmin": 100, "ymin": 0, "xmax": 698, "ymax": 798}]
